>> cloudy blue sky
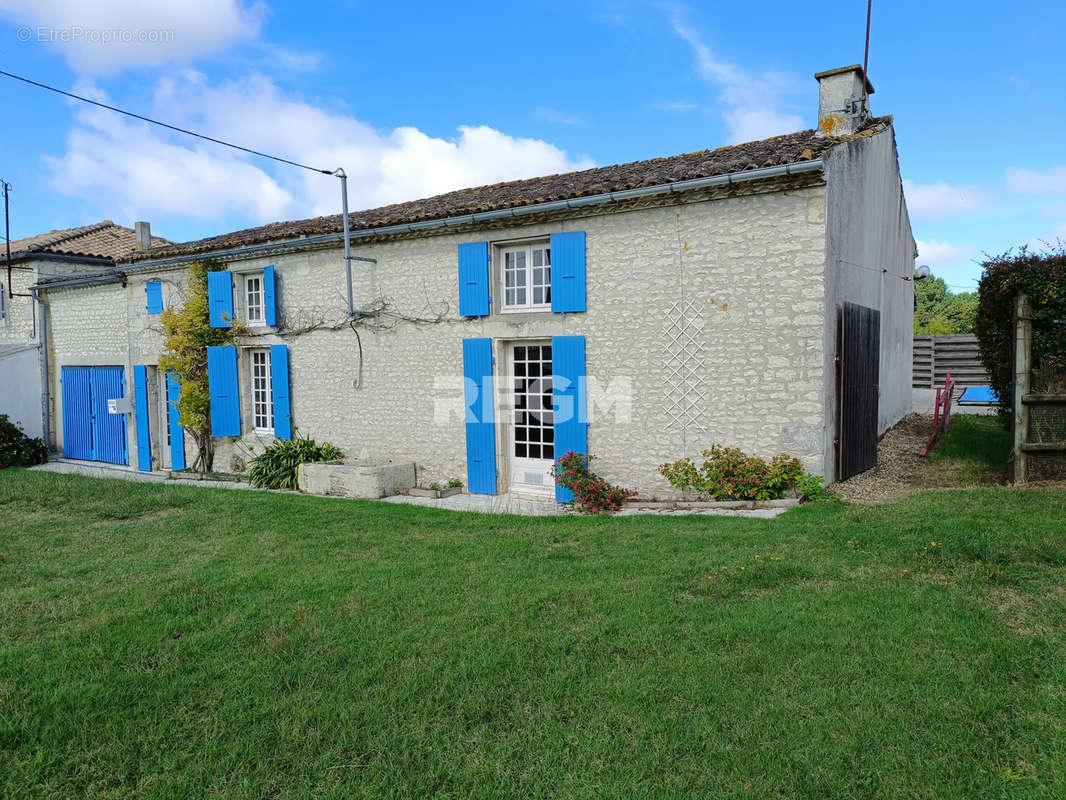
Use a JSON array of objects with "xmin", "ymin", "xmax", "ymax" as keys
[{"xmin": 1, "ymin": 0, "xmax": 1064, "ymax": 289}]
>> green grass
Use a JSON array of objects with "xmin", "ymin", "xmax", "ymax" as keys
[
  {"xmin": 931, "ymin": 414, "xmax": 1012, "ymax": 472},
  {"xmin": 1, "ymin": 470, "xmax": 1064, "ymax": 799}
]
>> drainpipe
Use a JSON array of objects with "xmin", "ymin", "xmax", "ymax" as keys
[
  {"xmin": 333, "ymin": 168, "xmax": 353, "ymax": 315},
  {"xmin": 30, "ymin": 286, "xmax": 50, "ymax": 453},
  {"xmin": 878, "ymin": 266, "xmax": 886, "ymax": 354}
]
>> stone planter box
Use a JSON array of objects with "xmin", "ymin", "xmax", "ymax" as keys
[
  {"xmin": 625, "ymin": 498, "xmax": 800, "ymax": 511},
  {"xmin": 407, "ymin": 486, "xmax": 462, "ymax": 499},
  {"xmin": 296, "ymin": 462, "xmax": 416, "ymax": 499}
]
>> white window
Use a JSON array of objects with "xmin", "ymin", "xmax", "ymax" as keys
[
  {"xmin": 251, "ymin": 349, "xmax": 274, "ymax": 432},
  {"xmin": 511, "ymin": 343, "xmax": 554, "ymax": 463},
  {"xmin": 244, "ymin": 273, "xmax": 264, "ymax": 325},
  {"xmin": 501, "ymin": 243, "xmax": 551, "ymax": 312}
]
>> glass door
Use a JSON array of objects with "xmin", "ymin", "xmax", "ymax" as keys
[{"xmin": 508, "ymin": 342, "xmax": 555, "ymax": 495}]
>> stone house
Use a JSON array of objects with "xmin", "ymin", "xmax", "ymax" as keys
[
  {"xmin": 1, "ymin": 221, "xmax": 167, "ymax": 439},
  {"xmin": 31, "ymin": 65, "xmax": 915, "ymax": 498}
]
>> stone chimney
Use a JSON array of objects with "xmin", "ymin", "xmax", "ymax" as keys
[
  {"xmin": 134, "ymin": 221, "xmax": 151, "ymax": 251},
  {"xmin": 815, "ymin": 65, "xmax": 874, "ymax": 138}
]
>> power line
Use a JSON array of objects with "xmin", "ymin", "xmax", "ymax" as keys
[{"xmin": 0, "ymin": 68, "xmax": 334, "ymax": 176}]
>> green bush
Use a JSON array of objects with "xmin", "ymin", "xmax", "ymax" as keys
[
  {"xmin": 975, "ymin": 244, "xmax": 1066, "ymax": 421},
  {"xmin": 248, "ymin": 436, "xmax": 344, "ymax": 490},
  {"xmin": 0, "ymin": 415, "xmax": 48, "ymax": 470},
  {"xmin": 659, "ymin": 445, "xmax": 829, "ymax": 502}
]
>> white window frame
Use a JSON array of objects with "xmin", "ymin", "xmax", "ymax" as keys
[
  {"xmin": 500, "ymin": 242, "xmax": 551, "ymax": 313},
  {"xmin": 250, "ymin": 348, "xmax": 274, "ymax": 433},
  {"xmin": 243, "ymin": 272, "xmax": 265, "ymax": 326}
]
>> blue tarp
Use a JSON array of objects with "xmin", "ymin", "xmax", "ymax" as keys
[{"xmin": 958, "ymin": 386, "xmax": 998, "ymax": 404}]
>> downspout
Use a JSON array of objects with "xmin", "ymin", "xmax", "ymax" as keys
[
  {"xmin": 30, "ymin": 286, "xmax": 50, "ymax": 453},
  {"xmin": 333, "ymin": 168, "xmax": 354, "ymax": 315}
]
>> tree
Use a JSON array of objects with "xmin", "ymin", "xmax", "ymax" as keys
[
  {"xmin": 158, "ymin": 260, "xmax": 245, "ymax": 472},
  {"xmin": 914, "ymin": 272, "xmax": 978, "ymax": 335}
]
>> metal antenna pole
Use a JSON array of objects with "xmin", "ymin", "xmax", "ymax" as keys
[
  {"xmin": 862, "ymin": 0, "xmax": 873, "ymax": 105},
  {"xmin": 4, "ymin": 180, "xmax": 11, "ymax": 301},
  {"xmin": 334, "ymin": 169, "xmax": 353, "ymax": 315}
]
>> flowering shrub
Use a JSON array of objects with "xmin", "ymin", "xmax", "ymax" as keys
[
  {"xmin": 0, "ymin": 414, "xmax": 48, "ymax": 470},
  {"xmin": 659, "ymin": 445, "xmax": 828, "ymax": 501},
  {"xmin": 552, "ymin": 451, "xmax": 635, "ymax": 514}
]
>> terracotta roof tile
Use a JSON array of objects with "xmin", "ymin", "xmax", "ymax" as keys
[
  {"xmin": 8, "ymin": 221, "xmax": 170, "ymax": 261},
  {"xmin": 125, "ymin": 120, "xmax": 889, "ymax": 264}
]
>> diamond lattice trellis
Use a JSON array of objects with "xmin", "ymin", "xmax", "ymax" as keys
[{"xmin": 663, "ymin": 299, "xmax": 706, "ymax": 432}]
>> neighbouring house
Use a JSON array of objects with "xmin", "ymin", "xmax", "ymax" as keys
[
  {"xmin": 32, "ymin": 65, "xmax": 915, "ymax": 497},
  {"xmin": 1, "ymin": 221, "xmax": 169, "ymax": 440}
]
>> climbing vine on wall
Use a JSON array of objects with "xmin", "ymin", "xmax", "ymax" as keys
[{"xmin": 158, "ymin": 259, "xmax": 246, "ymax": 472}]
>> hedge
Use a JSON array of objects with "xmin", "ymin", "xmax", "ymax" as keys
[{"xmin": 974, "ymin": 244, "xmax": 1066, "ymax": 421}]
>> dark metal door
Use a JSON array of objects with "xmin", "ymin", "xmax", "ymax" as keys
[{"xmin": 836, "ymin": 303, "xmax": 880, "ymax": 481}]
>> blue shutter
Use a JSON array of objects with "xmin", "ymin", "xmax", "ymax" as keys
[
  {"xmin": 90, "ymin": 366, "xmax": 128, "ymax": 466},
  {"xmin": 133, "ymin": 365, "xmax": 152, "ymax": 471},
  {"xmin": 550, "ymin": 232, "xmax": 587, "ymax": 313},
  {"xmin": 166, "ymin": 372, "xmax": 186, "ymax": 470},
  {"xmin": 264, "ymin": 265, "xmax": 277, "ymax": 326},
  {"xmin": 270, "ymin": 344, "xmax": 291, "ymax": 440},
  {"xmin": 207, "ymin": 345, "xmax": 241, "ymax": 436},
  {"xmin": 458, "ymin": 242, "xmax": 490, "ymax": 317},
  {"xmin": 552, "ymin": 335, "xmax": 588, "ymax": 502},
  {"xmin": 61, "ymin": 367, "xmax": 93, "ymax": 460},
  {"xmin": 462, "ymin": 338, "xmax": 497, "ymax": 494},
  {"xmin": 145, "ymin": 281, "xmax": 163, "ymax": 314},
  {"xmin": 208, "ymin": 271, "xmax": 234, "ymax": 328}
]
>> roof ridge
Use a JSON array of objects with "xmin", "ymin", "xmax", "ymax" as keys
[
  {"xmin": 25, "ymin": 220, "xmax": 117, "ymax": 252},
  {"xmin": 123, "ymin": 116, "xmax": 893, "ymax": 264}
]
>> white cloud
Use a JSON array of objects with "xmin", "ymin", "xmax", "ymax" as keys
[
  {"xmin": 915, "ymin": 239, "xmax": 983, "ymax": 287},
  {"xmin": 668, "ymin": 10, "xmax": 803, "ymax": 144},
  {"xmin": 902, "ymin": 179, "xmax": 989, "ymax": 221},
  {"xmin": 0, "ymin": 0, "xmax": 266, "ymax": 72},
  {"xmin": 45, "ymin": 74, "xmax": 596, "ymax": 228},
  {"xmin": 916, "ymin": 239, "xmax": 979, "ymax": 270},
  {"xmin": 1026, "ymin": 221, "xmax": 1066, "ymax": 251},
  {"xmin": 1006, "ymin": 166, "xmax": 1066, "ymax": 195}
]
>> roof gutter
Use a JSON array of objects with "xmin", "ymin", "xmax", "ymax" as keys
[
  {"xmin": 31, "ymin": 272, "xmax": 123, "ymax": 291},
  {"xmin": 111, "ymin": 159, "xmax": 825, "ymax": 272}
]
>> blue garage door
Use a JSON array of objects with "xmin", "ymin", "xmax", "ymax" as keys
[{"xmin": 61, "ymin": 366, "xmax": 129, "ymax": 466}]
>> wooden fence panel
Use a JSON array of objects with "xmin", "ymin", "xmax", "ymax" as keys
[{"xmin": 912, "ymin": 334, "xmax": 989, "ymax": 387}]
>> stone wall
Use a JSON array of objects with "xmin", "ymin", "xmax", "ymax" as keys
[
  {"xmin": 42, "ymin": 179, "xmax": 832, "ymax": 496},
  {"xmin": 0, "ymin": 266, "xmax": 38, "ymax": 345}
]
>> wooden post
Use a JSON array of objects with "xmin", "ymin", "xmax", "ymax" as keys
[{"xmin": 1013, "ymin": 293, "xmax": 1032, "ymax": 484}]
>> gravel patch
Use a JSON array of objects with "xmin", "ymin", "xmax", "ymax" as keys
[{"xmin": 832, "ymin": 413, "xmax": 1007, "ymax": 504}]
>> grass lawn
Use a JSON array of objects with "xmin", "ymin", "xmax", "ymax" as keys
[
  {"xmin": 930, "ymin": 414, "xmax": 1012, "ymax": 478},
  {"xmin": 1, "ymin": 470, "xmax": 1064, "ymax": 799}
]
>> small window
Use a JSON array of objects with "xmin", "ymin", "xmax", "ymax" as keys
[
  {"xmin": 251, "ymin": 349, "xmax": 273, "ymax": 432},
  {"xmin": 501, "ymin": 244, "xmax": 551, "ymax": 312},
  {"xmin": 0, "ymin": 282, "xmax": 5, "ymax": 320},
  {"xmin": 245, "ymin": 273, "xmax": 264, "ymax": 325}
]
